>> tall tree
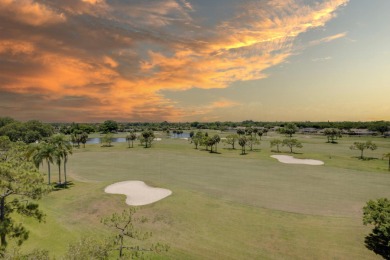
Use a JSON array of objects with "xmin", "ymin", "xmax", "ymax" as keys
[
  {"xmin": 257, "ymin": 130, "xmax": 264, "ymax": 140},
  {"xmin": 280, "ymin": 123, "xmax": 298, "ymax": 138},
  {"xmin": 224, "ymin": 134, "xmax": 239, "ymax": 149},
  {"xmin": 270, "ymin": 139, "xmax": 282, "ymax": 153},
  {"xmin": 202, "ymin": 134, "xmax": 211, "ymax": 151},
  {"xmin": 207, "ymin": 137, "xmax": 215, "ymax": 153},
  {"xmin": 191, "ymin": 132, "xmax": 203, "ymax": 149},
  {"xmin": 324, "ymin": 128, "xmax": 342, "ymax": 143},
  {"xmin": 100, "ymin": 120, "xmax": 118, "ymax": 134},
  {"xmin": 33, "ymin": 142, "xmax": 55, "ymax": 185},
  {"xmin": 141, "ymin": 130, "xmax": 155, "ymax": 148},
  {"xmin": 0, "ymin": 142, "xmax": 50, "ymax": 251},
  {"xmin": 236, "ymin": 129, "xmax": 245, "ymax": 136},
  {"xmin": 50, "ymin": 134, "xmax": 72, "ymax": 186},
  {"xmin": 238, "ymin": 136, "xmax": 247, "ymax": 155},
  {"xmin": 26, "ymin": 143, "xmax": 42, "ymax": 170},
  {"xmin": 246, "ymin": 136, "xmax": 259, "ymax": 151},
  {"xmin": 282, "ymin": 139, "xmax": 303, "ymax": 153},
  {"xmin": 126, "ymin": 133, "xmax": 137, "ymax": 148},
  {"xmin": 350, "ymin": 141, "xmax": 377, "ymax": 159},
  {"xmin": 80, "ymin": 132, "xmax": 89, "ymax": 148},
  {"xmin": 245, "ymin": 127, "xmax": 253, "ymax": 137},
  {"xmin": 101, "ymin": 133, "xmax": 114, "ymax": 147},
  {"xmin": 363, "ymin": 198, "xmax": 390, "ymax": 259},
  {"xmin": 212, "ymin": 135, "xmax": 221, "ymax": 153},
  {"xmin": 54, "ymin": 149, "xmax": 63, "ymax": 185}
]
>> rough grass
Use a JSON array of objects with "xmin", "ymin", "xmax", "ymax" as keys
[{"xmin": 20, "ymin": 132, "xmax": 390, "ymax": 259}]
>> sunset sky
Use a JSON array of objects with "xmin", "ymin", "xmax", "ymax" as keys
[{"xmin": 0, "ymin": 0, "xmax": 389, "ymax": 122}]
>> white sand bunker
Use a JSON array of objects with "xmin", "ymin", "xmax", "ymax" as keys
[
  {"xmin": 271, "ymin": 155, "xmax": 324, "ymax": 165},
  {"xmin": 154, "ymin": 138, "xmax": 162, "ymax": 141},
  {"xmin": 105, "ymin": 181, "xmax": 172, "ymax": 206}
]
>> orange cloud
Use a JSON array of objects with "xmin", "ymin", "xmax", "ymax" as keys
[
  {"xmin": 209, "ymin": 100, "xmax": 240, "ymax": 109},
  {"xmin": 0, "ymin": 0, "xmax": 66, "ymax": 26},
  {"xmin": 0, "ymin": 0, "xmax": 349, "ymax": 122},
  {"xmin": 81, "ymin": 0, "xmax": 103, "ymax": 4},
  {"xmin": 0, "ymin": 40, "xmax": 35, "ymax": 54}
]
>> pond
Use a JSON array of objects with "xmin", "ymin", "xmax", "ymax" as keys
[
  {"xmin": 82, "ymin": 133, "xmax": 191, "ymax": 144},
  {"xmin": 86, "ymin": 137, "xmax": 127, "ymax": 144},
  {"xmin": 170, "ymin": 133, "xmax": 191, "ymax": 139}
]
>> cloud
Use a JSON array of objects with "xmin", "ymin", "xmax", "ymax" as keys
[
  {"xmin": 81, "ymin": 0, "xmax": 103, "ymax": 4},
  {"xmin": 171, "ymin": 98, "xmax": 241, "ymax": 122},
  {"xmin": 209, "ymin": 100, "xmax": 240, "ymax": 109},
  {"xmin": 0, "ymin": 0, "xmax": 349, "ymax": 122},
  {"xmin": 309, "ymin": 32, "xmax": 347, "ymax": 46},
  {"xmin": 0, "ymin": 40, "xmax": 35, "ymax": 54},
  {"xmin": 0, "ymin": 0, "xmax": 66, "ymax": 26},
  {"xmin": 312, "ymin": 56, "xmax": 333, "ymax": 62}
]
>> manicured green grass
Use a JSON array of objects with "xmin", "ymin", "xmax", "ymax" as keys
[{"xmin": 20, "ymin": 132, "xmax": 390, "ymax": 259}]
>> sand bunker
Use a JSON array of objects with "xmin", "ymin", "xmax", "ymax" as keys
[
  {"xmin": 271, "ymin": 155, "xmax": 324, "ymax": 165},
  {"xmin": 105, "ymin": 181, "xmax": 172, "ymax": 206},
  {"xmin": 154, "ymin": 138, "xmax": 162, "ymax": 141}
]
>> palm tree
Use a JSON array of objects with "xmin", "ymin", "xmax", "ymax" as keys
[
  {"xmin": 63, "ymin": 147, "xmax": 72, "ymax": 185},
  {"xmin": 39, "ymin": 142, "xmax": 56, "ymax": 185},
  {"xmin": 26, "ymin": 143, "xmax": 43, "ymax": 169},
  {"xmin": 126, "ymin": 132, "xmax": 137, "ymax": 148},
  {"xmin": 239, "ymin": 136, "xmax": 247, "ymax": 155},
  {"xmin": 54, "ymin": 149, "xmax": 63, "ymax": 185},
  {"xmin": 383, "ymin": 153, "xmax": 390, "ymax": 171},
  {"xmin": 50, "ymin": 134, "xmax": 72, "ymax": 186},
  {"xmin": 80, "ymin": 132, "xmax": 88, "ymax": 148}
]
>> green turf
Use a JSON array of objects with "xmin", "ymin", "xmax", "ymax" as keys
[{"xmin": 19, "ymin": 132, "xmax": 390, "ymax": 259}]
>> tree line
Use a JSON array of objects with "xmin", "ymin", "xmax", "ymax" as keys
[
  {"xmin": 0, "ymin": 117, "xmax": 53, "ymax": 143},
  {"xmin": 2, "ymin": 117, "xmax": 388, "ymax": 141}
]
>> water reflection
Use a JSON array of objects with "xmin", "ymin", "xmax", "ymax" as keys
[
  {"xmin": 83, "ymin": 133, "xmax": 191, "ymax": 144},
  {"xmin": 86, "ymin": 137, "xmax": 127, "ymax": 144},
  {"xmin": 170, "ymin": 133, "xmax": 190, "ymax": 139}
]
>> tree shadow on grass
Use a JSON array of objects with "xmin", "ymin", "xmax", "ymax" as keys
[
  {"xmin": 352, "ymin": 156, "xmax": 378, "ymax": 161},
  {"xmin": 362, "ymin": 157, "xmax": 378, "ymax": 161},
  {"xmin": 52, "ymin": 181, "xmax": 75, "ymax": 191},
  {"xmin": 365, "ymin": 230, "xmax": 390, "ymax": 259}
]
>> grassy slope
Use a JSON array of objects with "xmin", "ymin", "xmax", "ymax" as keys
[{"xmin": 20, "ymin": 132, "xmax": 390, "ymax": 259}]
